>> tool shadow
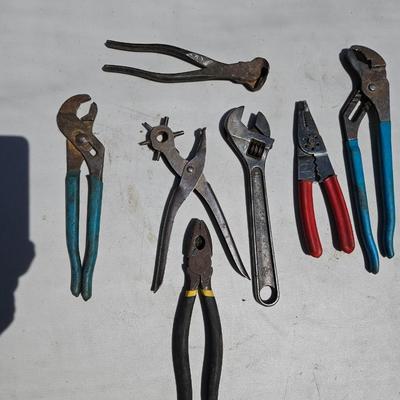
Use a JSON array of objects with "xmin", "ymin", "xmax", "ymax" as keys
[
  {"xmin": 0, "ymin": 136, "xmax": 35, "ymax": 335},
  {"xmin": 292, "ymin": 104, "xmax": 342, "ymax": 256}
]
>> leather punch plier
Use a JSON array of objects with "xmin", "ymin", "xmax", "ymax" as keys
[
  {"xmin": 295, "ymin": 100, "xmax": 354, "ymax": 258},
  {"xmin": 103, "ymin": 40, "xmax": 269, "ymax": 91},
  {"xmin": 57, "ymin": 94, "xmax": 104, "ymax": 300},
  {"xmin": 173, "ymin": 218, "xmax": 222, "ymax": 400},
  {"xmin": 140, "ymin": 117, "xmax": 249, "ymax": 293},
  {"xmin": 340, "ymin": 45, "xmax": 395, "ymax": 273}
]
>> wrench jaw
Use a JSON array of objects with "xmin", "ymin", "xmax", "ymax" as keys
[{"xmin": 223, "ymin": 106, "xmax": 274, "ymax": 167}]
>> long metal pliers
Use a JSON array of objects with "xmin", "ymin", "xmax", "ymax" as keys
[
  {"xmin": 339, "ymin": 45, "xmax": 395, "ymax": 273},
  {"xmin": 103, "ymin": 40, "xmax": 269, "ymax": 91},
  {"xmin": 295, "ymin": 101, "xmax": 354, "ymax": 258},
  {"xmin": 140, "ymin": 117, "xmax": 249, "ymax": 292},
  {"xmin": 172, "ymin": 218, "xmax": 222, "ymax": 400},
  {"xmin": 57, "ymin": 94, "xmax": 105, "ymax": 300}
]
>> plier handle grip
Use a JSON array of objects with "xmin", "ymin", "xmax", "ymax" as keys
[
  {"xmin": 172, "ymin": 219, "xmax": 222, "ymax": 400},
  {"xmin": 57, "ymin": 94, "xmax": 105, "ymax": 300}
]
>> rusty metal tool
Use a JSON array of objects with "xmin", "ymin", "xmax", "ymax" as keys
[
  {"xmin": 57, "ymin": 94, "xmax": 105, "ymax": 300},
  {"xmin": 340, "ymin": 45, "xmax": 394, "ymax": 273},
  {"xmin": 140, "ymin": 117, "xmax": 249, "ymax": 293},
  {"xmin": 223, "ymin": 106, "xmax": 278, "ymax": 306},
  {"xmin": 295, "ymin": 100, "xmax": 354, "ymax": 258},
  {"xmin": 173, "ymin": 218, "xmax": 222, "ymax": 400},
  {"xmin": 103, "ymin": 40, "xmax": 269, "ymax": 91}
]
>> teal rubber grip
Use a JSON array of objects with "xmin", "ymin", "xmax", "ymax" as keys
[
  {"xmin": 65, "ymin": 171, "xmax": 82, "ymax": 296},
  {"xmin": 377, "ymin": 121, "xmax": 395, "ymax": 258},
  {"xmin": 81, "ymin": 175, "xmax": 103, "ymax": 301},
  {"xmin": 345, "ymin": 139, "xmax": 379, "ymax": 273}
]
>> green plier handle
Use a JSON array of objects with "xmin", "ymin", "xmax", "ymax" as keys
[{"xmin": 66, "ymin": 172, "xmax": 103, "ymax": 300}]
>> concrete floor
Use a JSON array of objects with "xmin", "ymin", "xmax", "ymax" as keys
[{"xmin": 0, "ymin": 1, "xmax": 399, "ymax": 399}]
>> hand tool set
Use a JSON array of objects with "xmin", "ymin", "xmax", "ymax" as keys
[{"xmin": 55, "ymin": 41, "xmax": 395, "ymax": 398}]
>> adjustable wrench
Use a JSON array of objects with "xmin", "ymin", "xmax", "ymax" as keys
[{"xmin": 223, "ymin": 106, "xmax": 279, "ymax": 306}]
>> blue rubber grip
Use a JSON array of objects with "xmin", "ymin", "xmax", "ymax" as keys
[
  {"xmin": 345, "ymin": 139, "xmax": 379, "ymax": 273},
  {"xmin": 66, "ymin": 171, "xmax": 82, "ymax": 296},
  {"xmin": 81, "ymin": 175, "xmax": 103, "ymax": 301},
  {"xmin": 377, "ymin": 121, "xmax": 395, "ymax": 258}
]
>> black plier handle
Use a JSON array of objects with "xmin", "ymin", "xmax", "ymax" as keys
[{"xmin": 172, "ymin": 219, "xmax": 222, "ymax": 400}]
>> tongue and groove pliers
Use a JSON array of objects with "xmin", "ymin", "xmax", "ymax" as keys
[
  {"xmin": 340, "ymin": 45, "xmax": 395, "ymax": 273},
  {"xmin": 295, "ymin": 100, "xmax": 354, "ymax": 258},
  {"xmin": 57, "ymin": 94, "xmax": 104, "ymax": 300},
  {"xmin": 172, "ymin": 218, "xmax": 222, "ymax": 400}
]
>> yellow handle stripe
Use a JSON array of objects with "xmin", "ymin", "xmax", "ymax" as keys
[
  {"xmin": 200, "ymin": 289, "xmax": 214, "ymax": 297},
  {"xmin": 185, "ymin": 290, "xmax": 198, "ymax": 297}
]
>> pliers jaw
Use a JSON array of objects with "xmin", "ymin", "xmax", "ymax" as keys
[
  {"xmin": 182, "ymin": 218, "xmax": 213, "ymax": 292},
  {"xmin": 295, "ymin": 101, "xmax": 335, "ymax": 182},
  {"xmin": 57, "ymin": 94, "xmax": 104, "ymax": 178},
  {"xmin": 340, "ymin": 45, "xmax": 390, "ymax": 129}
]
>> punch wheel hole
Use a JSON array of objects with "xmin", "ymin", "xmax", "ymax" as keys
[
  {"xmin": 195, "ymin": 235, "xmax": 205, "ymax": 250},
  {"xmin": 247, "ymin": 139, "xmax": 265, "ymax": 159},
  {"xmin": 156, "ymin": 131, "xmax": 169, "ymax": 143}
]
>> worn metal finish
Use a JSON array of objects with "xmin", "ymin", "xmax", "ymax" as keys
[
  {"xmin": 223, "ymin": 106, "xmax": 278, "ymax": 307},
  {"xmin": 141, "ymin": 117, "xmax": 249, "ymax": 293},
  {"xmin": 296, "ymin": 101, "xmax": 335, "ymax": 182},
  {"xmin": 182, "ymin": 219, "xmax": 213, "ymax": 292},
  {"xmin": 103, "ymin": 41, "xmax": 269, "ymax": 91},
  {"xmin": 340, "ymin": 45, "xmax": 390, "ymax": 137},
  {"xmin": 57, "ymin": 94, "xmax": 105, "ymax": 300}
]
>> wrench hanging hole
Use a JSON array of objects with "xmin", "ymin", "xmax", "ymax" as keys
[
  {"xmin": 194, "ymin": 235, "xmax": 205, "ymax": 250},
  {"xmin": 156, "ymin": 131, "xmax": 169, "ymax": 143},
  {"xmin": 259, "ymin": 286, "xmax": 273, "ymax": 302}
]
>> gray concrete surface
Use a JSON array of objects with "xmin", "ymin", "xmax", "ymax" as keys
[{"xmin": 0, "ymin": 1, "xmax": 399, "ymax": 399}]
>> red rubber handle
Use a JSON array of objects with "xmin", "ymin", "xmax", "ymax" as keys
[
  {"xmin": 321, "ymin": 175, "xmax": 355, "ymax": 254},
  {"xmin": 298, "ymin": 180, "xmax": 322, "ymax": 257}
]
